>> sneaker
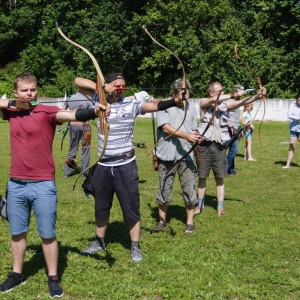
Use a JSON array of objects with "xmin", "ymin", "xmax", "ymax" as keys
[
  {"xmin": 48, "ymin": 276, "xmax": 64, "ymax": 298},
  {"xmin": 217, "ymin": 208, "xmax": 225, "ymax": 216},
  {"xmin": 282, "ymin": 166, "xmax": 290, "ymax": 169},
  {"xmin": 131, "ymin": 246, "xmax": 143, "ymax": 262},
  {"xmin": 81, "ymin": 239, "xmax": 105, "ymax": 255},
  {"xmin": 0, "ymin": 272, "xmax": 25, "ymax": 293}
]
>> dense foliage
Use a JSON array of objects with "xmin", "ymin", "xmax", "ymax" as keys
[
  {"xmin": 0, "ymin": 0, "xmax": 299, "ymax": 98},
  {"xmin": 1, "ymin": 120, "xmax": 300, "ymax": 299}
]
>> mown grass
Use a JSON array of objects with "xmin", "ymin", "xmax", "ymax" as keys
[{"xmin": 1, "ymin": 118, "xmax": 300, "ymax": 299}]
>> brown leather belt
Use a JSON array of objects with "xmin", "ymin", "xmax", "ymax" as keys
[
  {"xmin": 100, "ymin": 149, "xmax": 135, "ymax": 163},
  {"xmin": 70, "ymin": 121, "xmax": 84, "ymax": 126}
]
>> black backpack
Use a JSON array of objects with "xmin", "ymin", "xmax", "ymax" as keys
[{"xmin": 0, "ymin": 195, "xmax": 8, "ymax": 222}]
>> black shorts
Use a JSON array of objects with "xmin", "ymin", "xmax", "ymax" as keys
[{"xmin": 92, "ymin": 160, "xmax": 140, "ymax": 225}]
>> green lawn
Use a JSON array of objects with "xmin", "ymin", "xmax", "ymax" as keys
[{"xmin": 0, "ymin": 118, "xmax": 300, "ymax": 299}]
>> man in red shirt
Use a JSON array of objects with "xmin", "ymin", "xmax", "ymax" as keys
[{"xmin": 0, "ymin": 73, "xmax": 109, "ymax": 298}]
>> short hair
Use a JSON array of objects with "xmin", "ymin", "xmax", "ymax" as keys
[
  {"xmin": 206, "ymin": 82, "xmax": 222, "ymax": 95},
  {"xmin": 14, "ymin": 73, "xmax": 37, "ymax": 89},
  {"xmin": 296, "ymin": 93, "xmax": 300, "ymax": 100},
  {"xmin": 171, "ymin": 78, "xmax": 192, "ymax": 95},
  {"xmin": 105, "ymin": 72, "xmax": 125, "ymax": 84}
]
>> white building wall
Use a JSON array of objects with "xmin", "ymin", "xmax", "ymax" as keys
[
  {"xmin": 37, "ymin": 97, "xmax": 295, "ymax": 122},
  {"xmin": 141, "ymin": 98, "xmax": 294, "ymax": 122}
]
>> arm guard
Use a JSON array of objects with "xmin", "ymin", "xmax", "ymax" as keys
[
  {"xmin": 157, "ymin": 99, "xmax": 176, "ymax": 111},
  {"xmin": 75, "ymin": 108, "xmax": 97, "ymax": 122}
]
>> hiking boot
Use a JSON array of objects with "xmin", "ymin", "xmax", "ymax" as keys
[
  {"xmin": 81, "ymin": 239, "xmax": 105, "ymax": 256},
  {"xmin": 131, "ymin": 246, "xmax": 143, "ymax": 262},
  {"xmin": 48, "ymin": 276, "xmax": 64, "ymax": 298},
  {"xmin": 0, "ymin": 272, "xmax": 25, "ymax": 293}
]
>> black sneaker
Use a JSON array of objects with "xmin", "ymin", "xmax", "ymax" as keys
[
  {"xmin": 48, "ymin": 276, "xmax": 64, "ymax": 298},
  {"xmin": 0, "ymin": 272, "xmax": 25, "ymax": 293}
]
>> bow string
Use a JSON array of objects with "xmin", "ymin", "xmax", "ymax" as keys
[
  {"xmin": 234, "ymin": 44, "xmax": 266, "ymax": 142},
  {"xmin": 143, "ymin": 26, "xmax": 187, "ymax": 156},
  {"xmin": 163, "ymin": 89, "xmax": 223, "ymax": 177},
  {"xmin": 56, "ymin": 23, "xmax": 110, "ymax": 190}
]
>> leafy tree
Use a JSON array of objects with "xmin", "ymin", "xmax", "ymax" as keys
[{"xmin": 0, "ymin": 0, "xmax": 299, "ymax": 98}]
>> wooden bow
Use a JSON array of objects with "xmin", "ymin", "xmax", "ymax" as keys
[
  {"xmin": 143, "ymin": 26, "xmax": 187, "ymax": 156},
  {"xmin": 234, "ymin": 44, "xmax": 266, "ymax": 141},
  {"xmin": 163, "ymin": 90, "xmax": 222, "ymax": 177},
  {"xmin": 56, "ymin": 23, "xmax": 110, "ymax": 189}
]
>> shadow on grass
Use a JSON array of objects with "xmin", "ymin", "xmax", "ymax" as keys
[
  {"xmin": 78, "ymin": 221, "xmax": 133, "ymax": 259},
  {"xmin": 274, "ymin": 160, "xmax": 300, "ymax": 167},
  {"xmin": 25, "ymin": 241, "xmax": 116, "ymax": 280},
  {"xmin": 147, "ymin": 194, "xmax": 245, "ymax": 229}
]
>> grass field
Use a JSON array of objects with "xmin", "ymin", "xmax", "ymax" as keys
[{"xmin": 0, "ymin": 118, "xmax": 300, "ymax": 299}]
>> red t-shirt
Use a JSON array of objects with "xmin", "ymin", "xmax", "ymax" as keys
[{"xmin": 3, "ymin": 105, "xmax": 61, "ymax": 180}]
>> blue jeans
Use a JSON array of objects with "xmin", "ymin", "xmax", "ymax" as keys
[
  {"xmin": 7, "ymin": 180, "xmax": 57, "ymax": 238},
  {"xmin": 226, "ymin": 139, "xmax": 238, "ymax": 174}
]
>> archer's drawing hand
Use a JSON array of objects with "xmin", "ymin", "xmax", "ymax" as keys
[
  {"xmin": 104, "ymin": 83, "xmax": 115, "ymax": 95},
  {"xmin": 231, "ymin": 89, "xmax": 246, "ymax": 99}
]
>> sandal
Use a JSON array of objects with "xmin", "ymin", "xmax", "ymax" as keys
[
  {"xmin": 152, "ymin": 222, "xmax": 166, "ymax": 232},
  {"xmin": 217, "ymin": 208, "xmax": 225, "ymax": 216},
  {"xmin": 194, "ymin": 206, "xmax": 205, "ymax": 216},
  {"xmin": 184, "ymin": 224, "xmax": 195, "ymax": 234}
]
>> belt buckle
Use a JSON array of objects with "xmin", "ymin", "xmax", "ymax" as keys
[{"xmin": 124, "ymin": 150, "xmax": 133, "ymax": 159}]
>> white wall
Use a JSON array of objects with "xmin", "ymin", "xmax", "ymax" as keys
[
  {"xmin": 38, "ymin": 97, "xmax": 295, "ymax": 122},
  {"xmin": 140, "ymin": 98, "xmax": 294, "ymax": 122}
]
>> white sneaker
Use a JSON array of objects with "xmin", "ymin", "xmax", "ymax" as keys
[{"xmin": 282, "ymin": 166, "xmax": 290, "ymax": 169}]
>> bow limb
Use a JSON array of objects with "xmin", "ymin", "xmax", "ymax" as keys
[
  {"xmin": 234, "ymin": 44, "xmax": 265, "ymax": 142},
  {"xmin": 56, "ymin": 23, "xmax": 105, "ymax": 84},
  {"xmin": 143, "ymin": 26, "xmax": 187, "ymax": 156},
  {"xmin": 56, "ymin": 23, "xmax": 110, "ymax": 188},
  {"xmin": 163, "ymin": 89, "xmax": 222, "ymax": 176},
  {"xmin": 256, "ymin": 77, "xmax": 266, "ymax": 142}
]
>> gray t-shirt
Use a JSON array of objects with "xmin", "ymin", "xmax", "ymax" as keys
[
  {"xmin": 156, "ymin": 102, "xmax": 198, "ymax": 161},
  {"xmin": 64, "ymin": 92, "xmax": 93, "ymax": 110},
  {"xmin": 225, "ymin": 99, "xmax": 240, "ymax": 129}
]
